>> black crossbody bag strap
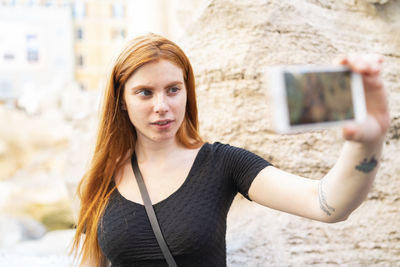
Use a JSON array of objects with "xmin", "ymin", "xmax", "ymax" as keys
[{"xmin": 131, "ymin": 153, "xmax": 178, "ymax": 267}]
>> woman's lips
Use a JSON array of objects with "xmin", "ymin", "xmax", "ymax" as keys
[{"xmin": 151, "ymin": 119, "xmax": 174, "ymax": 129}]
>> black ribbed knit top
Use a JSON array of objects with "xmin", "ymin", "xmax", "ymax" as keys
[{"xmin": 98, "ymin": 142, "xmax": 271, "ymax": 266}]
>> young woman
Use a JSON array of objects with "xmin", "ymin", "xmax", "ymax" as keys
[{"xmin": 72, "ymin": 33, "xmax": 389, "ymax": 266}]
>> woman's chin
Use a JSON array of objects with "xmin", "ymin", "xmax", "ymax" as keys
[{"xmin": 147, "ymin": 133, "xmax": 178, "ymax": 144}]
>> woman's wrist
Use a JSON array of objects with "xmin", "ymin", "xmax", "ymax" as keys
[{"xmin": 342, "ymin": 135, "xmax": 384, "ymax": 175}]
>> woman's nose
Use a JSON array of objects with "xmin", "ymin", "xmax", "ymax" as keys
[{"xmin": 153, "ymin": 93, "xmax": 168, "ymax": 114}]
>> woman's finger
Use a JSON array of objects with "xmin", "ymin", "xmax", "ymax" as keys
[
  {"xmin": 346, "ymin": 54, "xmax": 383, "ymax": 75},
  {"xmin": 334, "ymin": 54, "xmax": 383, "ymax": 75},
  {"xmin": 342, "ymin": 115, "xmax": 382, "ymax": 143}
]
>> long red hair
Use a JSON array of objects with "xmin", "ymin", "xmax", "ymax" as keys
[{"xmin": 71, "ymin": 33, "xmax": 203, "ymax": 266}]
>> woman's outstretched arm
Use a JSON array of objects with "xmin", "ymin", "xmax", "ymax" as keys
[{"xmin": 248, "ymin": 54, "xmax": 390, "ymax": 223}]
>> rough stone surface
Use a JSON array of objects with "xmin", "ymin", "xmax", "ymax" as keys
[{"xmin": 179, "ymin": 0, "xmax": 400, "ymax": 265}]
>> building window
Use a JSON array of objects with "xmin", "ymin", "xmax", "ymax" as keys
[
  {"xmin": 76, "ymin": 27, "xmax": 83, "ymax": 40},
  {"xmin": 43, "ymin": 0, "xmax": 52, "ymax": 7},
  {"xmin": 57, "ymin": 1, "xmax": 69, "ymax": 8},
  {"xmin": 26, "ymin": 0, "xmax": 39, "ymax": 7},
  {"xmin": 27, "ymin": 50, "xmax": 39, "ymax": 62},
  {"xmin": 111, "ymin": 28, "xmax": 126, "ymax": 40},
  {"xmin": 26, "ymin": 34, "xmax": 39, "ymax": 63},
  {"xmin": 3, "ymin": 53, "xmax": 15, "ymax": 61},
  {"xmin": 72, "ymin": 2, "xmax": 86, "ymax": 18},
  {"xmin": 112, "ymin": 3, "xmax": 124, "ymax": 18},
  {"xmin": 79, "ymin": 82, "xmax": 85, "ymax": 90},
  {"xmin": 0, "ymin": 80, "xmax": 13, "ymax": 103},
  {"xmin": 77, "ymin": 54, "xmax": 84, "ymax": 66}
]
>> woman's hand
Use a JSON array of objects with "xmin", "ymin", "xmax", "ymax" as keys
[{"xmin": 337, "ymin": 54, "xmax": 390, "ymax": 143}]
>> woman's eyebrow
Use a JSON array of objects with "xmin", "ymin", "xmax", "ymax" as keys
[
  {"xmin": 126, "ymin": 84, "xmax": 156, "ymax": 93},
  {"xmin": 164, "ymin": 81, "xmax": 183, "ymax": 88},
  {"xmin": 128, "ymin": 81, "xmax": 183, "ymax": 91}
]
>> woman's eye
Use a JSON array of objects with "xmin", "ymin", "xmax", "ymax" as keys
[
  {"xmin": 168, "ymin": 87, "xmax": 180, "ymax": 94},
  {"xmin": 137, "ymin": 89, "xmax": 152, "ymax": 97}
]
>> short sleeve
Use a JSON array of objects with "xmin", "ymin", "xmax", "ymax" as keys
[{"xmin": 214, "ymin": 142, "xmax": 271, "ymax": 200}]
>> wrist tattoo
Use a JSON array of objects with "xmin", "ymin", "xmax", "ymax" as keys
[
  {"xmin": 355, "ymin": 156, "xmax": 378, "ymax": 173},
  {"xmin": 318, "ymin": 179, "xmax": 335, "ymax": 216}
]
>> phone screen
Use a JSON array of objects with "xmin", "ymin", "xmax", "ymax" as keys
[{"xmin": 283, "ymin": 70, "xmax": 354, "ymax": 126}]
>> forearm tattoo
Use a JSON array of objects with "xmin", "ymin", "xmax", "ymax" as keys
[
  {"xmin": 355, "ymin": 156, "xmax": 378, "ymax": 173},
  {"xmin": 317, "ymin": 156, "xmax": 378, "ymax": 217},
  {"xmin": 318, "ymin": 179, "xmax": 335, "ymax": 216}
]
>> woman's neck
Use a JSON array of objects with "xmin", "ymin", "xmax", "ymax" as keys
[{"xmin": 134, "ymin": 137, "xmax": 184, "ymax": 164}]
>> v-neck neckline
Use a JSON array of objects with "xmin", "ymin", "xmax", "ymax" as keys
[{"xmin": 115, "ymin": 142, "xmax": 208, "ymax": 207}]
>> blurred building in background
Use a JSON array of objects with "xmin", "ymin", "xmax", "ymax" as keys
[
  {"xmin": 0, "ymin": 0, "xmax": 208, "ymax": 109},
  {"xmin": 72, "ymin": 0, "xmax": 128, "ymax": 91},
  {"xmin": 0, "ymin": 2, "xmax": 73, "ymax": 108}
]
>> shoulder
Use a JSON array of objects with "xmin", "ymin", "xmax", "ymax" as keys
[
  {"xmin": 201, "ymin": 141, "xmax": 268, "ymax": 165},
  {"xmin": 204, "ymin": 141, "xmax": 252, "ymax": 155},
  {"xmin": 203, "ymin": 141, "xmax": 239, "ymax": 153},
  {"xmin": 198, "ymin": 142, "xmax": 234, "ymax": 160}
]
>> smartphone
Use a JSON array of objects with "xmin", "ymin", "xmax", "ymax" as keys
[{"xmin": 265, "ymin": 65, "xmax": 367, "ymax": 134}]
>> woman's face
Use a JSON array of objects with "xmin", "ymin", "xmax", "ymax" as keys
[{"xmin": 123, "ymin": 59, "xmax": 187, "ymax": 144}]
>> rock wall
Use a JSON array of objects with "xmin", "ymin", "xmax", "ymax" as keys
[{"xmin": 180, "ymin": 0, "xmax": 400, "ymax": 265}]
